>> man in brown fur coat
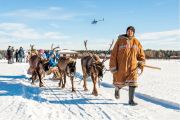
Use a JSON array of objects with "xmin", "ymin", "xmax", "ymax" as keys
[{"xmin": 109, "ymin": 26, "xmax": 145, "ymax": 105}]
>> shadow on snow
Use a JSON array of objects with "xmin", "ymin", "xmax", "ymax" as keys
[
  {"xmin": 0, "ymin": 75, "xmax": 27, "ymax": 79},
  {"xmin": 1, "ymin": 74, "xmax": 179, "ymax": 110},
  {"xmin": 0, "ymin": 80, "xmax": 47, "ymax": 102},
  {"xmin": 0, "ymin": 75, "xmax": 118, "ymax": 105},
  {"xmin": 74, "ymin": 72, "xmax": 180, "ymax": 110},
  {"xmin": 122, "ymin": 88, "xmax": 180, "ymax": 110}
]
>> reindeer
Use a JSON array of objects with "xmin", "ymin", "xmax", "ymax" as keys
[
  {"xmin": 57, "ymin": 57, "xmax": 77, "ymax": 92},
  {"xmin": 81, "ymin": 40, "xmax": 114, "ymax": 96},
  {"xmin": 28, "ymin": 44, "xmax": 61, "ymax": 87},
  {"xmin": 28, "ymin": 45, "xmax": 46, "ymax": 87},
  {"xmin": 29, "ymin": 55, "xmax": 45, "ymax": 87}
]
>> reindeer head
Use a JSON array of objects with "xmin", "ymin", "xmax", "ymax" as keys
[
  {"xmin": 83, "ymin": 39, "xmax": 114, "ymax": 78},
  {"xmin": 92, "ymin": 61, "xmax": 105, "ymax": 78}
]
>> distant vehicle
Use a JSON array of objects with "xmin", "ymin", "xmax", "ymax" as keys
[{"xmin": 91, "ymin": 18, "xmax": 104, "ymax": 24}]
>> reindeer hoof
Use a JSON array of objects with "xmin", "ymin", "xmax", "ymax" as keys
[
  {"xmin": 62, "ymin": 85, "xmax": 65, "ymax": 88},
  {"xmin": 72, "ymin": 89, "xmax": 76, "ymax": 92},
  {"xmin": 92, "ymin": 91, "xmax": 98, "ymax": 96},
  {"xmin": 39, "ymin": 83, "xmax": 44, "ymax": 87},
  {"xmin": 84, "ymin": 88, "xmax": 88, "ymax": 91},
  {"xmin": 31, "ymin": 82, "xmax": 35, "ymax": 85}
]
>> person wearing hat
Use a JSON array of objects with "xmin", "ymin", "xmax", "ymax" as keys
[
  {"xmin": 109, "ymin": 26, "xmax": 145, "ymax": 105},
  {"xmin": 6, "ymin": 46, "xmax": 12, "ymax": 64},
  {"xmin": 38, "ymin": 49, "xmax": 47, "ymax": 60}
]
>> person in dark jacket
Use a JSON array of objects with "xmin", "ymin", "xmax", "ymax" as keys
[
  {"xmin": 18, "ymin": 47, "xmax": 25, "ymax": 63},
  {"xmin": 15, "ymin": 49, "xmax": 19, "ymax": 62},
  {"xmin": 11, "ymin": 47, "xmax": 15, "ymax": 63},
  {"xmin": 6, "ymin": 46, "xmax": 12, "ymax": 64}
]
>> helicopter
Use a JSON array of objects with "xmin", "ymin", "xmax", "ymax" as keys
[{"xmin": 91, "ymin": 18, "xmax": 104, "ymax": 24}]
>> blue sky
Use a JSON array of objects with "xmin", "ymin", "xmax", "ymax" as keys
[{"xmin": 0, "ymin": 0, "xmax": 179, "ymax": 50}]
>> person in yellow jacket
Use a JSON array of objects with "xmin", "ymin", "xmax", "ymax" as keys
[{"xmin": 109, "ymin": 26, "xmax": 145, "ymax": 105}]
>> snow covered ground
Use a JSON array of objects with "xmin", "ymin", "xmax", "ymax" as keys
[{"xmin": 0, "ymin": 59, "xmax": 179, "ymax": 120}]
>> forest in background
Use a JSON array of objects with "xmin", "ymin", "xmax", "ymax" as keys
[{"xmin": 0, "ymin": 49, "xmax": 180, "ymax": 59}]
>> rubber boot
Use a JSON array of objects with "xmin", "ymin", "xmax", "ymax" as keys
[
  {"xmin": 114, "ymin": 87, "xmax": 120, "ymax": 99},
  {"xmin": 129, "ymin": 86, "xmax": 138, "ymax": 106}
]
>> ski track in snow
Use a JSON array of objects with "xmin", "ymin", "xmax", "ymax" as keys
[
  {"xmin": 17, "ymin": 76, "xmax": 151, "ymax": 120},
  {"xmin": 42, "ymin": 81, "xmax": 107, "ymax": 120},
  {"xmin": 21, "ymin": 77, "xmax": 152, "ymax": 120}
]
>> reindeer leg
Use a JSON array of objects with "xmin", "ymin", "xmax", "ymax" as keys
[
  {"xmin": 83, "ymin": 75, "xmax": 88, "ymax": 91},
  {"xmin": 59, "ymin": 77, "xmax": 62, "ymax": 87},
  {"xmin": 31, "ymin": 76, "xmax": 35, "ymax": 85},
  {"xmin": 37, "ymin": 70, "xmax": 44, "ymax": 87},
  {"xmin": 61, "ymin": 73, "xmax": 64, "ymax": 88},
  {"xmin": 91, "ymin": 75, "xmax": 95, "ymax": 95},
  {"xmin": 58, "ymin": 72, "xmax": 62, "ymax": 87},
  {"xmin": 94, "ymin": 76, "xmax": 98, "ymax": 96},
  {"xmin": 57, "ymin": 67, "xmax": 62, "ymax": 87},
  {"xmin": 92, "ymin": 75, "xmax": 98, "ymax": 96},
  {"xmin": 62, "ymin": 74, "xmax": 66, "ymax": 88},
  {"xmin": 71, "ymin": 76, "xmax": 75, "ymax": 92},
  {"xmin": 31, "ymin": 72, "xmax": 36, "ymax": 85}
]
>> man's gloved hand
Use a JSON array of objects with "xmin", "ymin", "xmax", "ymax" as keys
[{"xmin": 137, "ymin": 61, "xmax": 144, "ymax": 71}]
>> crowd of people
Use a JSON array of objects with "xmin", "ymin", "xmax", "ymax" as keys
[
  {"xmin": 6, "ymin": 46, "xmax": 61, "ymax": 65},
  {"xmin": 6, "ymin": 46, "xmax": 25, "ymax": 64}
]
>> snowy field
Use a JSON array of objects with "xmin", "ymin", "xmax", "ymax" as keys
[{"xmin": 0, "ymin": 59, "xmax": 179, "ymax": 120}]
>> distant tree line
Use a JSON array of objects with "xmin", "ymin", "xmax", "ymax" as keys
[
  {"xmin": 0, "ymin": 49, "xmax": 180, "ymax": 59},
  {"xmin": 144, "ymin": 49, "xmax": 180, "ymax": 59},
  {"xmin": 77, "ymin": 49, "xmax": 180, "ymax": 59}
]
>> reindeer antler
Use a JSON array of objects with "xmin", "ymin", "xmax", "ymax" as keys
[
  {"xmin": 51, "ymin": 44, "xmax": 54, "ymax": 50},
  {"xmin": 30, "ymin": 44, "xmax": 34, "ymax": 51},
  {"xmin": 53, "ymin": 46, "xmax": 60, "ymax": 51},
  {"xmin": 102, "ymin": 39, "xmax": 114, "ymax": 63},
  {"xmin": 51, "ymin": 43, "xmax": 60, "ymax": 51},
  {"xmin": 84, "ymin": 40, "xmax": 91, "ymax": 56},
  {"xmin": 84, "ymin": 40, "xmax": 88, "ymax": 51}
]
